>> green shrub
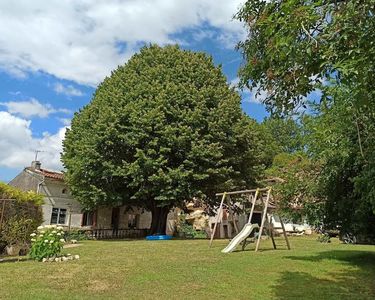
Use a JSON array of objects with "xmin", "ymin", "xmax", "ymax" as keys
[
  {"xmin": 0, "ymin": 182, "xmax": 43, "ymax": 205},
  {"xmin": 64, "ymin": 229, "xmax": 90, "ymax": 241},
  {"xmin": 192, "ymin": 230, "xmax": 208, "ymax": 239},
  {"xmin": 29, "ymin": 225, "xmax": 65, "ymax": 261},
  {"xmin": 1, "ymin": 216, "xmax": 37, "ymax": 246},
  {"xmin": 176, "ymin": 214, "xmax": 207, "ymax": 239},
  {"xmin": 0, "ymin": 183, "xmax": 43, "ymax": 252},
  {"xmin": 317, "ymin": 233, "xmax": 331, "ymax": 243}
]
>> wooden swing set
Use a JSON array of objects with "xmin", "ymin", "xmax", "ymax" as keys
[{"xmin": 209, "ymin": 187, "xmax": 290, "ymax": 252}]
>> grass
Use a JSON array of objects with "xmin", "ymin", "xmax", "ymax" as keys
[{"xmin": 1, "ymin": 236, "xmax": 374, "ymax": 300}]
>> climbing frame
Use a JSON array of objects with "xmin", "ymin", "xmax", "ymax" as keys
[{"xmin": 209, "ymin": 187, "xmax": 290, "ymax": 252}]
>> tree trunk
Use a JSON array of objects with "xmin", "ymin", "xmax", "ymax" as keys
[{"xmin": 150, "ymin": 206, "xmax": 170, "ymax": 235}]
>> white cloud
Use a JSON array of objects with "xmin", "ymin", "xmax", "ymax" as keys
[
  {"xmin": 0, "ymin": 0, "xmax": 245, "ymax": 86},
  {"xmin": 8, "ymin": 91, "xmax": 21, "ymax": 96},
  {"xmin": 0, "ymin": 98, "xmax": 54, "ymax": 118},
  {"xmin": 230, "ymin": 77, "xmax": 240, "ymax": 89},
  {"xmin": 0, "ymin": 111, "xmax": 66, "ymax": 170},
  {"xmin": 57, "ymin": 117, "xmax": 71, "ymax": 126},
  {"xmin": 248, "ymin": 87, "xmax": 269, "ymax": 104},
  {"xmin": 0, "ymin": 98, "xmax": 71, "ymax": 118},
  {"xmin": 54, "ymin": 83, "xmax": 84, "ymax": 97},
  {"xmin": 229, "ymin": 77, "xmax": 268, "ymax": 104},
  {"xmin": 241, "ymin": 85, "xmax": 269, "ymax": 104}
]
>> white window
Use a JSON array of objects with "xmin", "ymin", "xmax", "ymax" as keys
[{"xmin": 51, "ymin": 208, "xmax": 67, "ymax": 225}]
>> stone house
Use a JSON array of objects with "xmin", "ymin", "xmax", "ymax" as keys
[
  {"xmin": 9, "ymin": 161, "xmax": 84, "ymax": 228},
  {"xmin": 8, "ymin": 161, "xmax": 177, "ymax": 236}
]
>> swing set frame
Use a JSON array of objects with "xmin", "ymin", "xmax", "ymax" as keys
[{"xmin": 209, "ymin": 187, "xmax": 291, "ymax": 252}]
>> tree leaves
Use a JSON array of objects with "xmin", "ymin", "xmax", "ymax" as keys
[
  {"xmin": 62, "ymin": 45, "xmax": 267, "ymax": 211},
  {"xmin": 236, "ymin": 0, "xmax": 375, "ymax": 115}
]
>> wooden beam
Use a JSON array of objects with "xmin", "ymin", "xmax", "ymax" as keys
[
  {"xmin": 227, "ymin": 195, "xmax": 239, "ymax": 234},
  {"xmin": 268, "ymin": 215, "xmax": 276, "ymax": 250},
  {"xmin": 280, "ymin": 216, "xmax": 291, "ymax": 250},
  {"xmin": 0, "ymin": 199, "xmax": 6, "ymax": 230},
  {"xmin": 216, "ymin": 187, "xmax": 270, "ymax": 196},
  {"xmin": 209, "ymin": 192, "xmax": 226, "ymax": 247},
  {"xmin": 255, "ymin": 188, "xmax": 272, "ymax": 252},
  {"xmin": 247, "ymin": 188, "xmax": 259, "ymax": 224}
]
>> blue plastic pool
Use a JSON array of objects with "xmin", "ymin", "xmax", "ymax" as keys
[{"xmin": 146, "ymin": 235, "xmax": 172, "ymax": 240}]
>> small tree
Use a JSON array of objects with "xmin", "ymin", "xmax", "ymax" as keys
[{"xmin": 62, "ymin": 45, "xmax": 266, "ymax": 234}]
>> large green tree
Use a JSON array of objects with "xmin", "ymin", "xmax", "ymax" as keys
[
  {"xmin": 62, "ymin": 45, "xmax": 266, "ymax": 234},
  {"xmin": 236, "ymin": 0, "xmax": 375, "ymax": 240},
  {"xmin": 305, "ymin": 88, "xmax": 375, "ymax": 240}
]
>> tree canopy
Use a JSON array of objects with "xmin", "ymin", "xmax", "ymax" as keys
[
  {"xmin": 236, "ymin": 0, "xmax": 375, "ymax": 241},
  {"xmin": 62, "ymin": 45, "xmax": 267, "ymax": 234},
  {"xmin": 236, "ymin": 0, "xmax": 375, "ymax": 114},
  {"xmin": 261, "ymin": 117, "xmax": 304, "ymax": 153}
]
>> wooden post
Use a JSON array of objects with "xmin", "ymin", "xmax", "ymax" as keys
[
  {"xmin": 67, "ymin": 204, "xmax": 72, "ymax": 233},
  {"xmin": 280, "ymin": 216, "xmax": 291, "ymax": 250},
  {"xmin": 0, "ymin": 199, "xmax": 6, "ymax": 230},
  {"xmin": 216, "ymin": 187, "xmax": 270, "ymax": 196},
  {"xmin": 247, "ymin": 188, "xmax": 259, "ymax": 224},
  {"xmin": 267, "ymin": 214, "xmax": 276, "ymax": 249},
  {"xmin": 255, "ymin": 188, "xmax": 271, "ymax": 252},
  {"xmin": 227, "ymin": 195, "xmax": 239, "ymax": 234},
  {"xmin": 209, "ymin": 192, "xmax": 226, "ymax": 247}
]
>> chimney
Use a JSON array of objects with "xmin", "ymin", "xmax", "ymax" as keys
[{"xmin": 31, "ymin": 161, "xmax": 41, "ymax": 170}]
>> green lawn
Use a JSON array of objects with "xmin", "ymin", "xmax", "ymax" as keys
[{"xmin": 1, "ymin": 236, "xmax": 374, "ymax": 300}]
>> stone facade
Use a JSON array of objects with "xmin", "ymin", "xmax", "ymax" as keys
[
  {"xmin": 8, "ymin": 161, "xmax": 177, "ymax": 234},
  {"xmin": 9, "ymin": 162, "xmax": 84, "ymax": 228}
]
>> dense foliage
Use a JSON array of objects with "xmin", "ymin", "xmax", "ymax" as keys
[
  {"xmin": 62, "ymin": 45, "xmax": 268, "ymax": 234},
  {"xmin": 176, "ymin": 214, "xmax": 208, "ymax": 239},
  {"xmin": 261, "ymin": 117, "xmax": 304, "ymax": 154},
  {"xmin": 0, "ymin": 182, "xmax": 43, "ymax": 253},
  {"xmin": 265, "ymin": 153, "xmax": 323, "ymax": 226},
  {"xmin": 305, "ymin": 90, "xmax": 375, "ymax": 241},
  {"xmin": 0, "ymin": 182, "xmax": 44, "ymax": 205},
  {"xmin": 236, "ymin": 0, "xmax": 375, "ymax": 114},
  {"xmin": 237, "ymin": 0, "xmax": 375, "ymax": 241}
]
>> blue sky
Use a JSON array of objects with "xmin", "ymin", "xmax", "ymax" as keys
[{"xmin": 0, "ymin": 0, "xmax": 268, "ymax": 182}]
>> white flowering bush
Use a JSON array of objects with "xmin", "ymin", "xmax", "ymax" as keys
[{"xmin": 29, "ymin": 225, "xmax": 65, "ymax": 261}]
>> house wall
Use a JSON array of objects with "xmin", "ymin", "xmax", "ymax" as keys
[
  {"xmin": 39, "ymin": 179, "xmax": 83, "ymax": 227},
  {"xmin": 138, "ymin": 211, "xmax": 152, "ymax": 229},
  {"xmin": 96, "ymin": 207, "xmax": 112, "ymax": 228},
  {"xmin": 8, "ymin": 170, "xmax": 40, "ymax": 192},
  {"xmin": 8, "ymin": 170, "xmax": 85, "ymax": 228},
  {"xmin": 95, "ymin": 206, "xmax": 177, "ymax": 235}
]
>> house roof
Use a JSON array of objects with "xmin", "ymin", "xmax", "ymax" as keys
[{"xmin": 26, "ymin": 167, "xmax": 64, "ymax": 181}]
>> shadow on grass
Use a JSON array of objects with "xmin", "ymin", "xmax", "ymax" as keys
[{"xmin": 273, "ymin": 250, "xmax": 375, "ymax": 299}]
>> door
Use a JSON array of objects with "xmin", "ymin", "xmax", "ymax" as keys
[{"xmin": 111, "ymin": 207, "xmax": 120, "ymax": 232}]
